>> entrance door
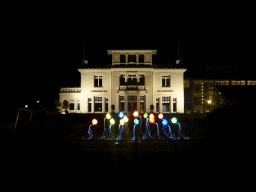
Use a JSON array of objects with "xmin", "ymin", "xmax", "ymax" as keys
[{"xmin": 127, "ymin": 95, "xmax": 137, "ymax": 115}]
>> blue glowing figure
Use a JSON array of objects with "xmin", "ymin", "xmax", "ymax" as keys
[
  {"xmin": 162, "ymin": 119, "xmax": 168, "ymax": 126},
  {"xmin": 119, "ymin": 112, "xmax": 124, "ymax": 118}
]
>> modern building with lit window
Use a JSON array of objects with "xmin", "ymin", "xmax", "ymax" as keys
[
  {"xmin": 59, "ymin": 50, "xmax": 187, "ymax": 114},
  {"xmin": 184, "ymin": 67, "xmax": 256, "ymax": 114}
]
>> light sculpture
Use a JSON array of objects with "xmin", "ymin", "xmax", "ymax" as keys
[
  {"xmin": 119, "ymin": 112, "xmax": 124, "ymax": 118},
  {"xmin": 134, "ymin": 118, "xmax": 139, "ymax": 125},
  {"xmin": 92, "ymin": 118, "xmax": 98, "ymax": 125},
  {"xmin": 171, "ymin": 117, "xmax": 178, "ymax": 124},
  {"xmin": 133, "ymin": 110, "xmax": 139, "ymax": 117}
]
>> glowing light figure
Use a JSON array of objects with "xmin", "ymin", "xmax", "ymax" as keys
[
  {"xmin": 120, "ymin": 119, "xmax": 125, "ymax": 126},
  {"xmin": 158, "ymin": 113, "xmax": 164, "ymax": 120},
  {"xmin": 134, "ymin": 118, "xmax": 139, "ymax": 125},
  {"xmin": 123, "ymin": 116, "xmax": 128, "ymax": 123},
  {"xmin": 92, "ymin": 118, "xmax": 98, "ymax": 125},
  {"xmin": 149, "ymin": 113, "xmax": 154, "ymax": 119},
  {"xmin": 149, "ymin": 117, "xmax": 155, "ymax": 124},
  {"xmin": 162, "ymin": 119, "xmax": 168, "ymax": 126},
  {"xmin": 110, "ymin": 118, "xmax": 115, "ymax": 125},
  {"xmin": 119, "ymin": 112, "xmax": 124, "ymax": 118},
  {"xmin": 106, "ymin": 113, "xmax": 111, "ymax": 119},
  {"xmin": 171, "ymin": 117, "xmax": 178, "ymax": 124},
  {"xmin": 133, "ymin": 110, "xmax": 139, "ymax": 117},
  {"xmin": 143, "ymin": 113, "xmax": 148, "ymax": 118}
]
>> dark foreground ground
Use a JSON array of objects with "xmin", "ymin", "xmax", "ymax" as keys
[{"xmin": 1, "ymin": 104, "xmax": 255, "ymax": 164}]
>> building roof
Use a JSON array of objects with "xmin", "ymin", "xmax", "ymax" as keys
[
  {"xmin": 79, "ymin": 62, "xmax": 186, "ymax": 70},
  {"xmin": 107, "ymin": 50, "xmax": 158, "ymax": 55}
]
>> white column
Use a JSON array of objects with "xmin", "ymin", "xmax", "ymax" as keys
[
  {"xmin": 137, "ymin": 92, "xmax": 140, "ymax": 112},
  {"xmin": 136, "ymin": 54, "xmax": 139, "ymax": 64},
  {"xmin": 159, "ymin": 96, "xmax": 162, "ymax": 112},
  {"xmin": 125, "ymin": 94, "xmax": 128, "ymax": 114},
  {"xmin": 125, "ymin": 54, "xmax": 128, "ymax": 63},
  {"xmin": 92, "ymin": 96, "xmax": 95, "ymax": 113},
  {"xmin": 102, "ymin": 96, "xmax": 105, "ymax": 113}
]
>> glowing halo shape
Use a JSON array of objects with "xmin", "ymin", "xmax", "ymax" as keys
[
  {"xmin": 171, "ymin": 117, "xmax": 178, "ymax": 124},
  {"xmin": 134, "ymin": 118, "xmax": 139, "ymax": 125},
  {"xmin": 143, "ymin": 113, "xmax": 148, "ymax": 118},
  {"xmin": 119, "ymin": 111, "xmax": 124, "ymax": 118},
  {"xmin": 162, "ymin": 119, "xmax": 168, "ymax": 126},
  {"xmin": 120, "ymin": 119, "xmax": 125, "ymax": 126},
  {"xmin": 158, "ymin": 113, "xmax": 164, "ymax": 120},
  {"xmin": 92, "ymin": 118, "xmax": 98, "ymax": 125},
  {"xmin": 149, "ymin": 117, "xmax": 155, "ymax": 123},
  {"xmin": 149, "ymin": 113, "xmax": 154, "ymax": 119},
  {"xmin": 123, "ymin": 116, "xmax": 128, "ymax": 123},
  {"xmin": 110, "ymin": 118, "xmax": 115, "ymax": 125},
  {"xmin": 106, "ymin": 113, "xmax": 111, "ymax": 119},
  {"xmin": 133, "ymin": 110, "xmax": 139, "ymax": 117}
]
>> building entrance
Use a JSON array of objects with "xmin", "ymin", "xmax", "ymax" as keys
[{"xmin": 127, "ymin": 95, "xmax": 137, "ymax": 114}]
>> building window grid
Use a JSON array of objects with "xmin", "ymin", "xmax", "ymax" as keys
[{"xmin": 162, "ymin": 96, "xmax": 170, "ymax": 112}]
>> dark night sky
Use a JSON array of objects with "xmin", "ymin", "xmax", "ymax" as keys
[{"xmin": 7, "ymin": 21, "xmax": 250, "ymax": 113}]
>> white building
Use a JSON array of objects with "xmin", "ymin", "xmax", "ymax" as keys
[{"xmin": 59, "ymin": 50, "xmax": 187, "ymax": 114}]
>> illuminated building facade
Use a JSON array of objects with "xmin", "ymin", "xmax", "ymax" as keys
[{"xmin": 59, "ymin": 50, "xmax": 186, "ymax": 114}]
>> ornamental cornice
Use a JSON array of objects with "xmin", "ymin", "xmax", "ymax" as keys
[{"xmin": 78, "ymin": 68, "xmax": 111, "ymax": 73}]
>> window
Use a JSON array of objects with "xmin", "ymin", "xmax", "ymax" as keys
[
  {"xmin": 194, "ymin": 81, "xmax": 201, "ymax": 92},
  {"xmin": 69, "ymin": 103, "xmax": 74, "ymax": 110},
  {"xmin": 156, "ymin": 98, "xmax": 159, "ymax": 112},
  {"xmin": 88, "ymin": 98, "xmax": 92, "ymax": 112},
  {"xmin": 173, "ymin": 98, "xmax": 177, "ymax": 112},
  {"xmin": 248, "ymin": 81, "xmax": 252, "ymax": 85},
  {"xmin": 162, "ymin": 76, "xmax": 170, "ymax": 87},
  {"xmin": 120, "ymin": 55, "xmax": 126, "ymax": 63},
  {"xmin": 184, "ymin": 80, "xmax": 189, "ymax": 88},
  {"xmin": 139, "ymin": 55, "xmax": 144, "ymax": 63},
  {"xmin": 162, "ymin": 97, "xmax": 170, "ymax": 112},
  {"xmin": 120, "ymin": 75, "xmax": 125, "ymax": 85},
  {"xmin": 105, "ymin": 98, "xmax": 108, "ymax": 112},
  {"xmin": 140, "ymin": 96, "xmax": 145, "ymax": 112},
  {"xmin": 94, "ymin": 76, "xmax": 102, "ymax": 87},
  {"xmin": 119, "ymin": 96, "xmax": 125, "ymax": 111},
  {"xmin": 128, "ymin": 55, "xmax": 136, "ymax": 63},
  {"xmin": 225, "ymin": 81, "xmax": 229, "ymax": 85},
  {"xmin": 241, "ymin": 81, "xmax": 245, "ymax": 85},
  {"xmin": 139, "ymin": 75, "xmax": 145, "ymax": 85},
  {"xmin": 128, "ymin": 74, "xmax": 137, "ymax": 85},
  {"xmin": 95, "ymin": 97, "xmax": 102, "ymax": 112},
  {"xmin": 77, "ymin": 99, "xmax": 80, "ymax": 111},
  {"xmin": 69, "ymin": 99, "xmax": 75, "ymax": 110},
  {"xmin": 236, "ymin": 81, "xmax": 241, "ymax": 85},
  {"xmin": 231, "ymin": 81, "xmax": 236, "ymax": 85}
]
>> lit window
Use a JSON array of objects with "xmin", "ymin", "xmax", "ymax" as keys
[
  {"xmin": 241, "ymin": 81, "xmax": 245, "ymax": 85},
  {"xmin": 173, "ymin": 98, "xmax": 177, "ymax": 112},
  {"xmin": 162, "ymin": 97, "xmax": 170, "ymax": 112},
  {"xmin": 95, "ymin": 97, "xmax": 102, "ymax": 112}
]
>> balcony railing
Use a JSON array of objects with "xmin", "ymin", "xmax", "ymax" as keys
[
  {"xmin": 119, "ymin": 85, "xmax": 146, "ymax": 91},
  {"xmin": 60, "ymin": 87, "xmax": 81, "ymax": 93}
]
